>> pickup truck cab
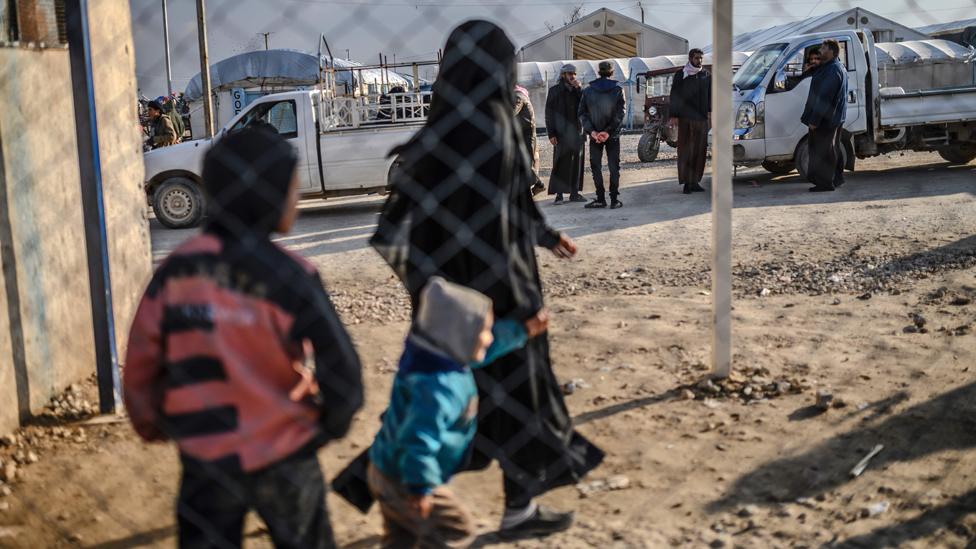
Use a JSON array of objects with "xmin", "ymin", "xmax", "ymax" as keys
[
  {"xmin": 730, "ymin": 30, "xmax": 976, "ymax": 176},
  {"xmin": 144, "ymin": 89, "xmax": 425, "ymax": 228}
]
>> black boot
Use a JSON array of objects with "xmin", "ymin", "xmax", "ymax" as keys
[
  {"xmin": 499, "ymin": 505, "xmax": 575, "ymax": 540},
  {"xmin": 682, "ymin": 183, "xmax": 692, "ymax": 194},
  {"xmin": 689, "ymin": 182, "xmax": 706, "ymax": 193}
]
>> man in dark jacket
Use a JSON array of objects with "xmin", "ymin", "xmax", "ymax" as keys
[
  {"xmin": 669, "ymin": 48, "xmax": 711, "ymax": 194},
  {"xmin": 146, "ymin": 101, "xmax": 178, "ymax": 149},
  {"xmin": 801, "ymin": 38, "xmax": 848, "ymax": 192},
  {"xmin": 579, "ymin": 61, "xmax": 626, "ymax": 209},
  {"xmin": 545, "ymin": 64, "xmax": 586, "ymax": 205}
]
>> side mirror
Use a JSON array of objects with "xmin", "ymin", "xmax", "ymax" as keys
[
  {"xmin": 773, "ymin": 70, "xmax": 788, "ymax": 91},
  {"xmin": 636, "ymin": 76, "xmax": 643, "ymax": 94}
]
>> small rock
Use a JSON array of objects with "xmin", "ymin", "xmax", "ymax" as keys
[
  {"xmin": 709, "ymin": 539, "xmax": 727, "ymax": 549},
  {"xmin": 776, "ymin": 381, "xmax": 792, "ymax": 394},
  {"xmin": 759, "ymin": 288, "xmax": 771, "ymax": 297},
  {"xmin": 832, "ymin": 298, "xmax": 842, "ymax": 305},
  {"xmin": 815, "ymin": 389, "xmax": 833, "ymax": 411},
  {"xmin": 0, "ymin": 486, "xmax": 9, "ymax": 497},
  {"xmin": 0, "ymin": 502, "xmax": 9, "ymax": 512},
  {"xmin": 617, "ymin": 272, "xmax": 631, "ymax": 279},
  {"xmin": 680, "ymin": 389, "xmax": 696, "ymax": 401},
  {"xmin": 858, "ymin": 292, "xmax": 872, "ymax": 301},
  {"xmin": 26, "ymin": 452, "xmax": 37, "ymax": 464},
  {"xmin": 903, "ymin": 325, "xmax": 919, "ymax": 334},
  {"xmin": 737, "ymin": 505, "xmax": 760, "ymax": 518},
  {"xmin": 950, "ymin": 296, "xmax": 972, "ymax": 306},
  {"xmin": 607, "ymin": 475, "xmax": 630, "ymax": 490},
  {"xmin": 1, "ymin": 463, "xmax": 15, "ymax": 483},
  {"xmin": 861, "ymin": 501, "xmax": 889, "ymax": 518},
  {"xmin": 909, "ymin": 312, "xmax": 927, "ymax": 328}
]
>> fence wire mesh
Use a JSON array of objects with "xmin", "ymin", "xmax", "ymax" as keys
[{"xmin": 0, "ymin": 0, "xmax": 975, "ymax": 547}]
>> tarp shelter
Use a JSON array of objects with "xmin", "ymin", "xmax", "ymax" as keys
[
  {"xmin": 183, "ymin": 50, "xmax": 413, "ymax": 138},
  {"xmin": 875, "ymin": 40, "xmax": 976, "ymax": 90},
  {"xmin": 916, "ymin": 18, "xmax": 976, "ymax": 49},
  {"xmin": 704, "ymin": 7, "xmax": 929, "ymax": 53}
]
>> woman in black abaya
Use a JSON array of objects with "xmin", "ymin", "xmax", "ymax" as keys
[{"xmin": 369, "ymin": 20, "xmax": 604, "ymax": 538}]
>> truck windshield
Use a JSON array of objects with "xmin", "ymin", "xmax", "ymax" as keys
[{"xmin": 733, "ymin": 43, "xmax": 788, "ymax": 90}]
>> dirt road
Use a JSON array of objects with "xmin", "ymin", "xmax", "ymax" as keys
[{"xmin": 1, "ymin": 149, "xmax": 974, "ymax": 548}]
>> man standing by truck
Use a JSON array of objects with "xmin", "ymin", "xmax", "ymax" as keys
[
  {"xmin": 669, "ymin": 48, "xmax": 711, "ymax": 195},
  {"xmin": 801, "ymin": 39, "xmax": 848, "ymax": 192},
  {"xmin": 579, "ymin": 61, "xmax": 625, "ymax": 209},
  {"xmin": 146, "ymin": 101, "xmax": 178, "ymax": 149},
  {"xmin": 545, "ymin": 64, "xmax": 586, "ymax": 205}
]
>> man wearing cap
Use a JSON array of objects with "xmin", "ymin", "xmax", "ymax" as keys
[
  {"xmin": 146, "ymin": 101, "xmax": 178, "ymax": 149},
  {"xmin": 544, "ymin": 64, "xmax": 586, "ymax": 205},
  {"xmin": 578, "ymin": 61, "xmax": 625, "ymax": 209}
]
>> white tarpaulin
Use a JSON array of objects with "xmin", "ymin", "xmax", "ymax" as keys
[
  {"xmin": 875, "ymin": 39, "xmax": 976, "ymax": 65},
  {"xmin": 184, "ymin": 49, "xmax": 412, "ymax": 102}
]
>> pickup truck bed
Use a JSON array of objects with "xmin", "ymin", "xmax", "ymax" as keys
[{"xmin": 880, "ymin": 86, "xmax": 976, "ymax": 127}]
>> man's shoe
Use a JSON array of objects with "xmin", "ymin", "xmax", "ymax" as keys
[
  {"xmin": 531, "ymin": 181, "xmax": 546, "ymax": 196},
  {"xmin": 809, "ymin": 185, "xmax": 835, "ymax": 192},
  {"xmin": 682, "ymin": 184, "xmax": 692, "ymax": 195},
  {"xmin": 610, "ymin": 199, "xmax": 623, "ymax": 209},
  {"xmin": 584, "ymin": 199, "xmax": 607, "ymax": 209},
  {"xmin": 690, "ymin": 183, "xmax": 706, "ymax": 193},
  {"xmin": 569, "ymin": 194, "xmax": 588, "ymax": 203},
  {"xmin": 834, "ymin": 179, "xmax": 845, "ymax": 188},
  {"xmin": 499, "ymin": 506, "xmax": 574, "ymax": 540},
  {"xmin": 554, "ymin": 196, "xmax": 564, "ymax": 205}
]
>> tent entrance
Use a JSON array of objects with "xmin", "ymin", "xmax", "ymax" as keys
[{"xmin": 572, "ymin": 33, "xmax": 638, "ymax": 60}]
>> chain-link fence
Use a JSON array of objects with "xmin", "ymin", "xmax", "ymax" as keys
[{"xmin": 1, "ymin": 0, "xmax": 975, "ymax": 547}]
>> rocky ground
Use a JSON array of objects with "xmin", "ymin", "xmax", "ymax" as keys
[{"xmin": 1, "ymin": 149, "xmax": 974, "ymax": 548}]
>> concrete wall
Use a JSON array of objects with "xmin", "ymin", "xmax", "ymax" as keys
[{"xmin": 0, "ymin": 0, "xmax": 152, "ymax": 435}]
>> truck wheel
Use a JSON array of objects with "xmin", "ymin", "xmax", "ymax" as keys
[
  {"xmin": 152, "ymin": 177, "xmax": 205, "ymax": 229},
  {"xmin": 637, "ymin": 132, "xmax": 661, "ymax": 163},
  {"xmin": 761, "ymin": 160, "xmax": 796, "ymax": 175},
  {"xmin": 938, "ymin": 145, "xmax": 976, "ymax": 165},
  {"xmin": 796, "ymin": 139, "xmax": 847, "ymax": 182}
]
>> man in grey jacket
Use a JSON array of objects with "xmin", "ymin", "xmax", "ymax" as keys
[{"xmin": 578, "ymin": 61, "xmax": 626, "ymax": 209}]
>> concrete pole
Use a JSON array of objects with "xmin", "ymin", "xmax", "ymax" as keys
[
  {"xmin": 162, "ymin": 0, "xmax": 173, "ymax": 96},
  {"xmin": 711, "ymin": 0, "xmax": 733, "ymax": 378},
  {"xmin": 196, "ymin": 0, "xmax": 215, "ymax": 137}
]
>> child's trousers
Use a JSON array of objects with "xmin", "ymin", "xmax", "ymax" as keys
[
  {"xmin": 367, "ymin": 463, "xmax": 475, "ymax": 549},
  {"xmin": 177, "ymin": 449, "xmax": 335, "ymax": 549}
]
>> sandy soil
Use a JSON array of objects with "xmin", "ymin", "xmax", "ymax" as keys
[{"xmin": 1, "ymin": 149, "xmax": 974, "ymax": 548}]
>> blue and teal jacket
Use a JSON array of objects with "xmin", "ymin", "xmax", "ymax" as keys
[{"xmin": 369, "ymin": 320, "xmax": 527, "ymax": 494}]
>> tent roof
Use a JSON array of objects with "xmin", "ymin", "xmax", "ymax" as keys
[
  {"xmin": 519, "ymin": 7, "xmax": 686, "ymax": 51},
  {"xmin": 875, "ymin": 39, "xmax": 976, "ymax": 65},
  {"xmin": 184, "ymin": 49, "xmax": 411, "ymax": 102},
  {"xmin": 703, "ymin": 7, "xmax": 927, "ymax": 53},
  {"xmin": 516, "ymin": 52, "xmax": 754, "ymax": 88},
  {"xmin": 916, "ymin": 17, "xmax": 976, "ymax": 36}
]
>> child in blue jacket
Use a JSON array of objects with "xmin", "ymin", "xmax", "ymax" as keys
[{"xmin": 368, "ymin": 276, "xmax": 546, "ymax": 548}]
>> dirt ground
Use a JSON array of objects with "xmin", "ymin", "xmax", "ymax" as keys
[{"xmin": 1, "ymin": 144, "xmax": 974, "ymax": 549}]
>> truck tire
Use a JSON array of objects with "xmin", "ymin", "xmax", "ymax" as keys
[
  {"xmin": 637, "ymin": 132, "xmax": 661, "ymax": 163},
  {"xmin": 761, "ymin": 160, "xmax": 796, "ymax": 175},
  {"xmin": 938, "ymin": 145, "xmax": 976, "ymax": 165},
  {"xmin": 152, "ymin": 177, "xmax": 205, "ymax": 229},
  {"xmin": 796, "ymin": 138, "xmax": 847, "ymax": 183}
]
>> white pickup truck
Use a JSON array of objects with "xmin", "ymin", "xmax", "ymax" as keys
[
  {"xmin": 143, "ymin": 90, "xmax": 425, "ymax": 228},
  {"xmin": 730, "ymin": 30, "xmax": 976, "ymax": 177}
]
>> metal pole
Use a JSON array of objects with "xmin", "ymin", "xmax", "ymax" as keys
[
  {"xmin": 64, "ymin": 0, "xmax": 122, "ymax": 414},
  {"xmin": 196, "ymin": 0, "xmax": 215, "ymax": 137},
  {"xmin": 711, "ymin": 0, "xmax": 733, "ymax": 378},
  {"xmin": 412, "ymin": 63, "xmax": 419, "ymax": 92},
  {"xmin": 162, "ymin": 0, "xmax": 173, "ymax": 96}
]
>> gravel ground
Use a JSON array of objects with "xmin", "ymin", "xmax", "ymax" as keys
[{"xmin": 2, "ymin": 151, "xmax": 974, "ymax": 548}]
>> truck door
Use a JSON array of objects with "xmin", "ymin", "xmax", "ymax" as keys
[
  {"xmin": 226, "ymin": 99, "xmax": 317, "ymax": 192},
  {"xmin": 763, "ymin": 41, "xmax": 819, "ymax": 158},
  {"xmin": 836, "ymin": 38, "xmax": 864, "ymax": 133}
]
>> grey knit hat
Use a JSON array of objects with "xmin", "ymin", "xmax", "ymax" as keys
[
  {"xmin": 560, "ymin": 63, "xmax": 577, "ymax": 74},
  {"xmin": 415, "ymin": 277, "xmax": 493, "ymax": 363}
]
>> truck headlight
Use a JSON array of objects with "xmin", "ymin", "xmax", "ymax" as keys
[
  {"xmin": 735, "ymin": 102, "xmax": 756, "ymax": 129},
  {"xmin": 649, "ymin": 106, "xmax": 658, "ymax": 116}
]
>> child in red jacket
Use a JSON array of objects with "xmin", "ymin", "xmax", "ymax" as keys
[{"xmin": 124, "ymin": 127, "xmax": 363, "ymax": 548}]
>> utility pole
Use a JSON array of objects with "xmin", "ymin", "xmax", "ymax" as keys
[
  {"xmin": 345, "ymin": 48, "xmax": 350, "ymax": 60},
  {"xmin": 258, "ymin": 31, "xmax": 272, "ymax": 50},
  {"xmin": 162, "ymin": 0, "xmax": 173, "ymax": 96},
  {"xmin": 196, "ymin": 0, "xmax": 214, "ymax": 137},
  {"xmin": 711, "ymin": 0, "xmax": 733, "ymax": 379},
  {"xmin": 638, "ymin": 1, "xmax": 645, "ymax": 24}
]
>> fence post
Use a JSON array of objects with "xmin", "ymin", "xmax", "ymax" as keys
[
  {"xmin": 196, "ymin": 0, "xmax": 215, "ymax": 137},
  {"xmin": 64, "ymin": 0, "xmax": 122, "ymax": 413},
  {"xmin": 711, "ymin": 0, "xmax": 733, "ymax": 379}
]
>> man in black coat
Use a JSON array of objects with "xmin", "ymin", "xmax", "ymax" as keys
[
  {"xmin": 669, "ymin": 48, "xmax": 711, "ymax": 194},
  {"xmin": 545, "ymin": 64, "xmax": 586, "ymax": 205},
  {"xmin": 801, "ymin": 39, "xmax": 848, "ymax": 192},
  {"xmin": 579, "ymin": 61, "xmax": 626, "ymax": 209}
]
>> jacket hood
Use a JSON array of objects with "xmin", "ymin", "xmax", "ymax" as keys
[
  {"xmin": 589, "ymin": 78, "xmax": 620, "ymax": 92},
  {"xmin": 413, "ymin": 276, "xmax": 492, "ymax": 364}
]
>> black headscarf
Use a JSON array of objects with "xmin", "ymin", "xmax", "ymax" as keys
[
  {"xmin": 372, "ymin": 20, "xmax": 542, "ymax": 320},
  {"xmin": 202, "ymin": 127, "xmax": 298, "ymax": 237}
]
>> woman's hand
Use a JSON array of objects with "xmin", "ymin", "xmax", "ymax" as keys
[
  {"xmin": 289, "ymin": 363, "xmax": 319, "ymax": 403},
  {"xmin": 525, "ymin": 309, "xmax": 550, "ymax": 338},
  {"xmin": 551, "ymin": 233, "xmax": 577, "ymax": 259}
]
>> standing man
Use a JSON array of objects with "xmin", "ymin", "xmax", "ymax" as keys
[
  {"xmin": 146, "ymin": 101, "xmax": 178, "ymax": 149},
  {"xmin": 545, "ymin": 64, "xmax": 586, "ymax": 205},
  {"xmin": 801, "ymin": 38, "xmax": 848, "ymax": 192},
  {"xmin": 579, "ymin": 61, "xmax": 625, "ymax": 209},
  {"xmin": 669, "ymin": 48, "xmax": 711, "ymax": 195}
]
